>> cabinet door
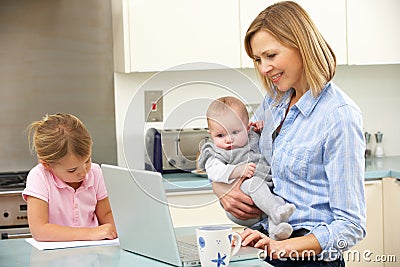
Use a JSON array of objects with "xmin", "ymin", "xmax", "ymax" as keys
[
  {"xmin": 128, "ymin": 0, "xmax": 240, "ymax": 72},
  {"xmin": 239, "ymin": 0, "xmax": 269, "ymax": 68},
  {"xmin": 240, "ymin": 0, "xmax": 347, "ymax": 68},
  {"xmin": 382, "ymin": 178, "xmax": 400, "ymax": 267},
  {"xmin": 347, "ymin": 0, "xmax": 400, "ymax": 65},
  {"xmin": 345, "ymin": 180, "xmax": 384, "ymax": 267}
]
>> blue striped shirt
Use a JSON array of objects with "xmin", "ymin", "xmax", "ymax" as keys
[{"xmin": 253, "ymin": 82, "xmax": 366, "ymax": 259}]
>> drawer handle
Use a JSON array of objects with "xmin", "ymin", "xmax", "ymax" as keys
[
  {"xmin": 1, "ymin": 233, "xmax": 32, "ymax": 239},
  {"xmin": 364, "ymin": 180, "xmax": 379, "ymax": 185}
]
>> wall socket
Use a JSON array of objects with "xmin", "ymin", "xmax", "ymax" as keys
[{"xmin": 144, "ymin": 90, "xmax": 163, "ymax": 122}]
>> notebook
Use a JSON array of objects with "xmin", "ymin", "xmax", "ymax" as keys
[{"xmin": 101, "ymin": 164, "xmax": 260, "ymax": 267}]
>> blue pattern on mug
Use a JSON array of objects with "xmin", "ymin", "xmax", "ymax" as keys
[
  {"xmin": 211, "ymin": 252, "xmax": 227, "ymax": 267},
  {"xmin": 198, "ymin": 236, "xmax": 205, "ymax": 248}
]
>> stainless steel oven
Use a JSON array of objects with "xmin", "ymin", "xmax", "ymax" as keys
[{"xmin": 0, "ymin": 172, "xmax": 31, "ymax": 239}]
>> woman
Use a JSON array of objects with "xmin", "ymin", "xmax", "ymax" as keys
[{"xmin": 212, "ymin": 2, "xmax": 366, "ymax": 266}]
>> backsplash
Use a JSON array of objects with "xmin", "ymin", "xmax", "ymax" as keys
[
  {"xmin": 333, "ymin": 64, "xmax": 400, "ymax": 158},
  {"xmin": 115, "ymin": 64, "xmax": 400, "ymax": 168}
]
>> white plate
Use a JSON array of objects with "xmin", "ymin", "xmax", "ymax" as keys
[{"xmin": 191, "ymin": 170, "xmax": 208, "ymax": 178}]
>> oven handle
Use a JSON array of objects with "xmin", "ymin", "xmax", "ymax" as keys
[{"xmin": 1, "ymin": 232, "xmax": 32, "ymax": 239}]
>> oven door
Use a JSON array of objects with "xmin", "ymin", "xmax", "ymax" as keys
[{"xmin": 0, "ymin": 190, "xmax": 31, "ymax": 239}]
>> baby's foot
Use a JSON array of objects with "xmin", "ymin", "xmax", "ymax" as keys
[
  {"xmin": 270, "ymin": 222, "xmax": 293, "ymax": 241},
  {"xmin": 272, "ymin": 203, "xmax": 296, "ymax": 224}
]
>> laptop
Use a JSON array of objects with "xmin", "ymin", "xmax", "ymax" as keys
[{"xmin": 101, "ymin": 164, "xmax": 260, "ymax": 266}]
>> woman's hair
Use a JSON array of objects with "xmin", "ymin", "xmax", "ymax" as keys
[
  {"xmin": 244, "ymin": 1, "xmax": 336, "ymax": 101},
  {"xmin": 27, "ymin": 113, "xmax": 92, "ymax": 164},
  {"xmin": 206, "ymin": 96, "xmax": 249, "ymax": 126}
]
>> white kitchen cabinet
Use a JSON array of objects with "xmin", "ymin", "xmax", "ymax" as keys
[
  {"xmin": 112, "ymin": 0, "xmax": 240, "ymax": 72},
  {"xmin": 239, "ymin": 0, "xmax": 268, "ymax": 68},
  {"xmin": 345, "ymin": 180, "xmax": 384, "ymax": 267},
  {"xmin": 382, "ymin": 178, "xmax": 400, "ymax": 267},
  {"xmin": 239, "ymin": 0, "xmax": 347, "ymax": 68},
  {"xmin": 167, "ymin": 190, "xmax": 232, "ymax": 227},
  {"xmin": 347, "ymin": 0, "xmax": 400, "ymax": 65}
]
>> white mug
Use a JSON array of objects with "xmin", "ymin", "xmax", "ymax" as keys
[{"xmin": 196, "ymin": 226, "xmax": 242, "ymax": 267}]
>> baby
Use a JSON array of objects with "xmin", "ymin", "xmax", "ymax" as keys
[{"xmin": 198, "ymin": 96, "xmax": 295, "ymax": 240}]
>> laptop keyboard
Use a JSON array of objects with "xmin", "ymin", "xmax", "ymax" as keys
[{"xmin": 177, "ymin": 241, "xmax": 198, "ymax": 258}]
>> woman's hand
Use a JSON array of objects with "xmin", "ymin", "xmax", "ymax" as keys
[
  {"xmin": 241, "ymin": 228, "xmax": 287, "ymax": 259},
  {"xmin": 212, "ymin": 178, "xmax": 262, "ymax": 220},
  {"xmin": 241, "ymin": 228, "xmax": 322, "ymax": 260}
]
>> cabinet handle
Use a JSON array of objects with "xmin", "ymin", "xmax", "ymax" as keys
[
  {"xmin": 364, "ymin": 180, "xmax": 380, "ymax": 185},
  {"xmin": 2, "ymin": 233, "xmax": 32, "ymax": 239}
]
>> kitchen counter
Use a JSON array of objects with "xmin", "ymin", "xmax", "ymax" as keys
[
  {"xmin": 0, "ymin": 238, "xmax": 270, "ymax": 267},
  {"xmin": 163, "ymin": 172, "xmax": 212, "ymax": 192},
  {"xmin": 365, "ymin": 156, "xmax": 400, "ymax": 179},
  {"xmin": 163, "ymin": 156, "xmax": 400, "ymax": 192}
]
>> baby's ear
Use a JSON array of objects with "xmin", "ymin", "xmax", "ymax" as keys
[{"xmin": 39, "ymin": 160, "xmax": 52, "ymax": 171}]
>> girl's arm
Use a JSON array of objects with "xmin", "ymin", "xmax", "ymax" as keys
[
  {"xmin": 95, "ymin": 197, "xmax": 118, "ymax": 236},
  {"xmin": 27, "ymin": 196, "xmax": 117, "ymax": 241}
]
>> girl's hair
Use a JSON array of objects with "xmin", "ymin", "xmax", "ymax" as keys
[
  {"xmin": 244, "ymin": 1, "xmax": 336, "ymax": 102},
  {"xmin": 27, "ymin": 113, "xmax": 92, "ymax": 164},
  {"xmin": 206, "ymin": 96, "xmax": 249, "ymax": 125}
]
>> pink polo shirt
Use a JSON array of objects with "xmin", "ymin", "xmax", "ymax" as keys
[{"xmin": 22, "ymin": 163, "xmax": 107, "ymax": 228}]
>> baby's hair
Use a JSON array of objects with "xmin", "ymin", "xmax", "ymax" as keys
[
  {"xmin": 27, "ymin": 113, "xmax": 92, "ymax": 164},
  {"xmin": 206, "ymin": 96, "xmax": 249, "ymax": 125}
]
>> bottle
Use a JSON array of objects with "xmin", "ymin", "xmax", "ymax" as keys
[
  {"xmin": 374, "ymin": 131, "xmax": 385, "ymax": 158},
  {"xmin": 364, "ymin": 132, "xmax": 372, "ymax": 158}
]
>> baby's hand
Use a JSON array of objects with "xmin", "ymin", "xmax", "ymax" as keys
[
  {"xmin": 91, "ymin": 223, "xmax": 118, "ymax": 240},
  {"xmin": 249, "ymin": 120, "xmax": 264, "ymax": 133},
  {"xmin": 239, "ymin": 162, "xmax": 256, "ymax": 178}
]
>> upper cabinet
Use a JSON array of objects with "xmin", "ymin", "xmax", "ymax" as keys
[
  {"xmin": 240, "ymin": 0, "xmax": 347, "ymax": 68},
  {"xmin": 112, "ymin": 0, "xmax": 399, "ymax": 73},
  {"xmin": 112, "ymin": 0, "xmax": 240, "ymax": 72},
  {"xmin": 294, "ymin": 0, "xmax": 347, "ymax": 65},
  {"xmin": 239, "ymin": 0, "xmax": 268, "ymax": 69},
  {"xmin": 347, "ymin": 0, "xmax": 400, "ymax": 65}
]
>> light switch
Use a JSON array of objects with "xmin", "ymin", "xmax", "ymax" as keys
[{"xmin": 145, "ymin": 90, "xmax": 163, "ymax": 122}]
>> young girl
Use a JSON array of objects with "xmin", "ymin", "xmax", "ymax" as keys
[{"xmin": 23, "ymin": 113, "xmax": 118, "ymax": 242}]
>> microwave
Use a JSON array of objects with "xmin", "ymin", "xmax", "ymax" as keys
[{"xmin": 145, "ymin": 127, "xmax": 210, "ymax": 173}]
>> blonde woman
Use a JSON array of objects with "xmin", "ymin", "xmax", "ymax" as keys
[
  {"xmin": 212, "ymin": 2, "xmax": 366, "ymax": 266},
  {"xmin": 23, "ymin": 113, "xmax": 117, "ymax": 241}
]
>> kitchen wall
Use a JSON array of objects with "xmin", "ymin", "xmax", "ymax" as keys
[
  {"xmin": 115, "ymin": 64, "xmax": 400, "ymax": 168},
  {"xmin": 0, "ymin": 0, "xmax": 117, "ymax": 172}
]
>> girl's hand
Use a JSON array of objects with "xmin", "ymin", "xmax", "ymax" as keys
[
  {"xmin": 249, "ymin": 120, "xmax": 264, "ymax": 133},
  {"xmin": 91, "ymin": 223, "xmax": 118, "ymax": 240}
]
